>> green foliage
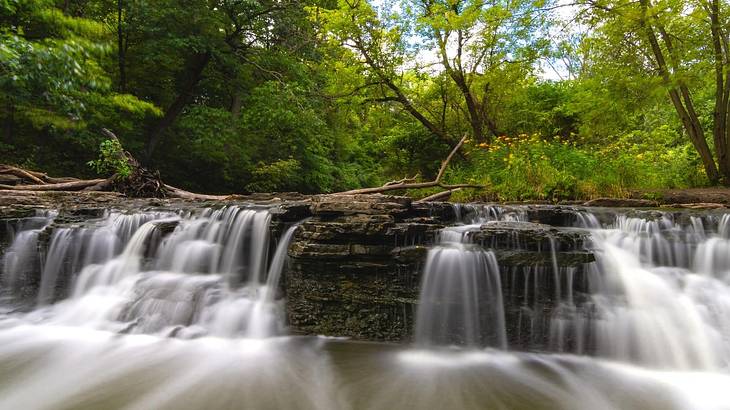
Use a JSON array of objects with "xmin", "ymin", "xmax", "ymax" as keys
[
  {"xmin": 1, "ymin": 0, "xmax": 726, "ymax": 197},
  {"xmin": 0, "ymin": 0, "xmax": 160, "ymax": 178},
  {"xmin": 448, "ymin": 131, "xmax": 705, "ymax": 201},
  {"xmin": 87, "ymin": 139, "xmax": 132, "ymax": 177},
  {"xmin": 246, "ymin": 159, "xmax": 303, "ymax": 192}
]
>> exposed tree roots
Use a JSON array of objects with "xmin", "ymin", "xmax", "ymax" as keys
[
  {"xmin": 0, "ymin": 129, "xmax": 231, "ymax": 200},
  {"xmin": 0, "ymin": 164, "xmax": 234, "ymax": 200}
]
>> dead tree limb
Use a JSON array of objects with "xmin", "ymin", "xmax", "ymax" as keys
[
  {"xmin": 337, "ymin": 135, "xmax": 483, "ymax": 195},
  {"xmin": 418, "ymin": 188, "xmax": 462, "ymax": 202},
  {"xmin": 383, "ymin": 174, "xmax": 419, "ymax": 186},
  {"xmin": 163, "ymin": 184, "xmax": 232, "ymax": 200},
  {"xmin": 0, "ymin": 179, "xmax": 107, "ymax": 191},
  {"xmin": 0, "ymin": 165, "xmax": 47, "ymax": 185},
  {"xmin": 0, "ymin": 165, "xmax": 80, "ymax": 184}
]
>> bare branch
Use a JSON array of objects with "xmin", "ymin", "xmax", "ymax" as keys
[{"xmin": 337, "ymin": 135, "xmax": 482, "ymax": 195}]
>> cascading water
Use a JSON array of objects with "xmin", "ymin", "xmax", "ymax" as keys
[
  {"xmin": 0, "ymin": 206, "xmax": 297, "ymax": 338},
  {"xmin": 1, "ymin": 203, "xmax": 730, "ymax": 409},
  {"xmin": 414, "ymin": 206, "xmax": 513, "ymax": 348},
  {"xmin": 1, "ymin": 210, "xmax": 56, "ymax": 297},
  {"xmin": 541, "ymin": 211, "xmax": 730, "ymax": 370}
]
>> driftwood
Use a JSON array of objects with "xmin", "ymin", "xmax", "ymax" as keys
[
  {"xmin": 0, "ymin": 163, "xmax": 233, "ymax": 200},
  {"xmin": 338, "ymin": 135, "xmax": 484, "ymax": 196},
  {"xmin": 0, "ymin": 179, "xmax": 107, "ymax": 191},
  {"xmin": 417, "ymin": 188, "xmax": 463, "ymax": 202},
  {"xmin": 163, "ymin": 184, "xmax": 231, "ymax": 200},
  {"xmin": 0, "ymin": 129, "xmax": 219, "ymax": 199},
  {"xmin": 0, "ymin": 165, "xmax": 81, "ymax": 184}
]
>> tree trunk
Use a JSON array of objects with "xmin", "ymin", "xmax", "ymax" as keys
[
  {"xmin": 709, "ymin": 0, "xmax": 730, "ymax": 182},
  {"xmin": 639, "ymin": 0, "xmax": 720, "ymax": 183},
  {"xmin": 144, "ymin": 50, "xmax": 212, "ymax": 160},
  {"xmin": 117, "ymin": 0, "xmax": 127, "ymax": 93},
  {"xmin": 3, "ymin": 104, "xmax": 13, "ymax": 145},
  {"xmin": 230, "ymin": 92, "xmax": 243, "ymax": 124},
  {"xmin": 435, "ymin": 31, "xmax": 498, "ymax": 142},
  {"xmin": 452, "ymin": 73, "xmax": 487, "ymax": 141}
]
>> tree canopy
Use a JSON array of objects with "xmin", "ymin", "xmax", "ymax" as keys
[{"xmin": 1, "ymin": 0, "xmax": 728, "ymax": 198}]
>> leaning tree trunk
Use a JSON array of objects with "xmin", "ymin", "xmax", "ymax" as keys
[
  {"xmin": 144, "ymin": 50, "xmax": 212, "ymax": 161},
  {"xmin": 639, "ymin": 0, "xmax": 720, "ymax": 183}
]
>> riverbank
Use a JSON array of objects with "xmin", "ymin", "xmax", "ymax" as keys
[{"xmin": 5, "ymin": 187, "xmax": 730, "ymax": 212}]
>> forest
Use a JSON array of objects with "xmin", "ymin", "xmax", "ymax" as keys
[{"xmin": 2, "ymin": 0, "xmax": 730, "ymax": 200}]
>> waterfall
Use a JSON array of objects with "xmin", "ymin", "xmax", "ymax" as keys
[
  {"xmin": 412, "ymin": 206, "xmax": 730, "ymax": 370},
  {"xmin": 153, "ymin": 207, "xmax": 272, "ymax": 285},
  {"xmin": 414, "ymin": 206, "xmax": 511, "ymax": 348},
  {"xmin": 542, "ymin": 210, "xmax": 730, "ymax": 369},
  {"xmin": 195, "ymin": 220, "xmax": 301, "ymax": 338},
  {"xmin": 2, "ymin": 204, "xmax": 730, "ymax": 409},
  {"xmin": 414, "ymin": 244, "xmax": 506, "ymax": 347},
  {"xmin": 0, "ymin": 206, "xmax": 297, "ymax": 339},
  {"xmin": 72, "ymin": 219, "xmax": 170, "ymax": 296}
]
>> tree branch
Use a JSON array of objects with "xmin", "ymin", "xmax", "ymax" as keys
[{"xmin": 337, "ymin": 135, "xmax": 482, "ymax": 195}]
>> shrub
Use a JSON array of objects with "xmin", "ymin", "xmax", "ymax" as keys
[
  {"xmin": 444, "ymin": 131, "xmax": 703, "ymax": 202},
  {"xmin": 87, "ymin": 139, "xmax": 131, "ymax": 178}
]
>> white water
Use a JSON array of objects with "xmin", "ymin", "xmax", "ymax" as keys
[
  {"xmin": 1, "ymin": 206, "xmax": 297, "ymax": 339},
  {"xmin": 2, "ymin": 205, "xmax": 730, "ymax": 408},
  {"xmin": 414, "ymin": 205, "xmax": 525, "ymax": 347},
  {"xmin": 547, "ymin": 211, "xmax": 730, "ymax": 370},
  {"xmin": 415, "ymin": 245, "xmax": 506, "ymax": 347},
  {"xmin": 1, "ymin": 211, "xmax": 55, "ymax": 294}
]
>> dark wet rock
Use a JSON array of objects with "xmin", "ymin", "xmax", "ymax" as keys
[
  {"xmin": 269, "ymin": 201, "xmax": 312, "ymax": 222},
  {"xmin": 0, "ymin": 206, "xmax": 38, "ymax": 220},
  {"xmin": 151, "ymin": 219, "xmax": 179, "ymax": 236},
  {"xmin": 285, "ymin": 258, "xmax": 421, "ymax": 341},
  {"xmin": 523, "ymin": 206, "xmax": 587, "ymax": 227},
  {"xmin": 310, "ymin": 194, "xmax": 412, "ymax": 216},
  {"xmin": 1, "ymin": 192, "xmax": 607, "ymax": 350},
  {"xmin": 408, "ymin": 201, "xmax": 457, "ymax": 223},
  {"xmin": 468, "ymin": 222, "xmax": 590, "ymax": 252},
  {"xmin": 493, "ymin": 250, "xmax": 594, "ymax": 267},
  {"xmin": 297, "ymin": 215, "xmax": 395, "ymax": 241},
  {"xmin": 284, "ymin": 197, "xmax": 597, "ymax": 348},
  {"xmin": 391, "ymin": 245, "xmax": 429, "ymax": 262},
  {"xmin": 286, "ymin": 195, "xmax": 445, "ymax": 341},
  {"xmin": 583, "ymin": 198, "xmax": 659, "ymax": 207}
]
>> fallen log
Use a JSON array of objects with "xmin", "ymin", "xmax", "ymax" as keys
[
  {"xmin": 163, "ymin": 184, "xmax": 231, "ymax": 200},
  {"xmin": 337, "ymin": 135, "xmax": 484, "ymax": 196},
  {"xmin": 664, "ymin": 202, "xmax": 727, "ymax": 209},
  {"xmin": 0, "ymin": 165, "xmax": 81, "ymax": 185},
  {"xmin": 1, "ymin": 130, "xmax": 483, "ymax": 200},
  {"xmin": 417, "ymin": 188, "xmax": 462, "ymax": 202},
  {"xmin": 0, "ymin": 165, "xmax": 47, "ymax": 185},
  {"xmin": 0, "ymin": 179, "xmax": 107, "ymax": 191}
]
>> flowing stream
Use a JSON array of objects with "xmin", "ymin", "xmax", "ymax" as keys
[{"xmin": 1, "ymin": 204, "xmax": 730, "ymax": 409}]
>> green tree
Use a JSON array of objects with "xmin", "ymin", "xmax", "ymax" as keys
[
  {"xmin": 314, "ymin": 0, "xmax": 550, "ymax": 147},
  {"xmin": 580, "ymin": 0, "xmax": 730, "ymax": 184},
  {"xmin": 0, "ymin": 0, "xmax": 157, "ymax": 175}
]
